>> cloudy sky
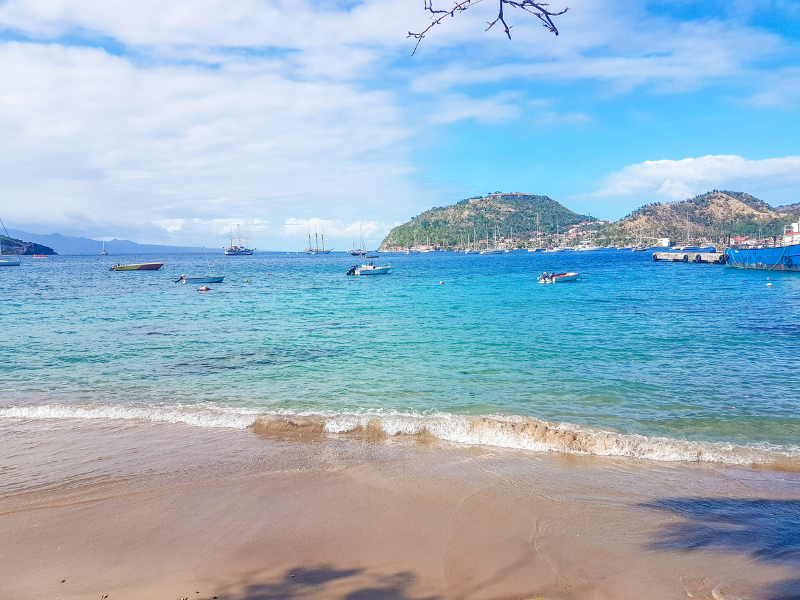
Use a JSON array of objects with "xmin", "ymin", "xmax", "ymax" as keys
[{"xmin": 1, "ymin": 0, "xmax": 799, "ymax": 249}]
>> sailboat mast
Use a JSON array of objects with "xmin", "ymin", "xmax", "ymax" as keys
[
  {"xmin": 0, "ymin": 218, "xmax": 21, "ymax": 260},
  {"xmin": 321, "ymin": 227, "xmax": 325, "ymax": 252}
]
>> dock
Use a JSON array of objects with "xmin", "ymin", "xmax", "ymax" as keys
[{"xmin": 652, "ymin": 251, "xmax": 727, "ymax": 264}]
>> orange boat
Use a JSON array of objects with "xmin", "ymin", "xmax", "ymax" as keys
[{"xmin": 33, "ymin": 254, "xmax": 47, "ymax": 258}]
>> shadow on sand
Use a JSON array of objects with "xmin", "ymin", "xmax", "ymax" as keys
[
  {"xmin": 210, "ymin": 565, "xmax": 440, "ymax": 600},
  {"xmin": 642, "ymin": 498, "xmax": 800, "ymax": 600}
]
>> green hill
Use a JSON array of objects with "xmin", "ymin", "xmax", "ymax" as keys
[
  {"xmin": 597, "ymin": 191, "xmax": 797, "ymax": 245},
  {"xmin": 380, "ymin": 193, "xmax": 591, "ymax": 249},
  {"xmin": 1, "ymin": 235, "xmax": 58, "ymax": 255}
]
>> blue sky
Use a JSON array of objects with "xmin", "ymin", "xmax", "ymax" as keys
[{"xmin": 1, "ymin": 0, "xmax": 799, "ymax": 249}]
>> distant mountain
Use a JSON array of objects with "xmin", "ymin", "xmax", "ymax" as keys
[
  {"xmin": 379, "ymin": 193, "xmax": 591, "ymax": 249},
  {"xmin": 6, "ymin": 230, "xmax": 211, "ymax": 255},
  {"xmin": 1, "ymin": 235, "xmax": 57, "ymax": 255},
  {"xmin": 598, "ymin": 191, "xmax": 797, "ymax": 245},
  {"xmin": 775, "ymin": 202, "xmax": 800, "ymax": 215}
]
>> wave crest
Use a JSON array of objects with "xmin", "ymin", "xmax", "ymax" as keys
[{"xmin": 2, "ymin": 403, "xmax": 798, "ymax": 470}]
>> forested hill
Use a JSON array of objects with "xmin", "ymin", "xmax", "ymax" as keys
[
  {"xmin": 380, "ymin": 193, "xmax": 590, "ymax": 249},
  {"xmin": 598, "ymin": 191, "xmax": 797, "ymax": 244},
  {"xmin": 1, "ymin": 235, "xmax": 57, "ymax": 255}
]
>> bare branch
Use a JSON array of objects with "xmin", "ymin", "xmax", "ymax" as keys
[{"xmin": 409, "ymin": 0, "xmax": 568, "ymax": 54}]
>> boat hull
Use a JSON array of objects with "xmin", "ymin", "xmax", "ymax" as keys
[
  {"xmin": 225, "ymin": 250, "xmax": 253, "ymax": 255},
  {"xmin": 539, "ymin": 272, "xmax": 580, "ymax": 283},
  {"xmin": 110, "ymin": 263, "xmax": 164, "ymax": 271},
  {"xmin": 179, "ymin": 276, "xmax": 225, "ymax": 283},
  {"xmin": 355, "ymin": 266, "xmax": 391, "ymax": 275},
  {"xmin": 725, "ymin": 245, "xmax": 800, "ymax": 271},
  {"xmin": 0, "ymin": 258, "xmax": 21, "ymax": 266}
]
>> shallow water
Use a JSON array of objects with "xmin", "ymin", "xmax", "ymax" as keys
[{"xmin": 2, "ymin": 250, "xmax": 799, "ymax": 467}]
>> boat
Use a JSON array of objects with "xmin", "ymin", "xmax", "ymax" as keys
[
  {"xmin": 100, "ymin": 240, "xmax": 108, "ymax": 255},
  {"xmin": 480, "ymin": 220, "xmax": 504, "ymax": 254},
  {"xmin": 176, "ymin": 248, "xmax": 225, "ymax": 284},
  {"xmin": 109, "ymin": 262, "xmax": 164, "ymax": 271},
  {"xmin": 346, "ymin": 262, "xmax": 391, "ymax": 275},
  {"xmin": 538, "ymin": 271, "xmax": 580, "ymax": 283},
  {"xmin": 726, "ymin": 217, "xmax": 800, "ymax": 271},
  {"xmin": 33, "ymin": 254, "xmax": 47, "ymax": 258},
  {"xmin": 177, "ymin": 274, "xmax": 224, "ymax": 283},
  {"xmin": 305, "ymin": 226, "xmax": 332, "ymax": 254},
  {"xmin": 576, "ymin": 240, "xmax": 602, "ymax": 251},
  {"xmin": 225, "ymin": 224, "xmax": 256, "ymax": 255},
  {"xmin": 0, "ymin": 218, "xmax": 22, "ymax": 266}
]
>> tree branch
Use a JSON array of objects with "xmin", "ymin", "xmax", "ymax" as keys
[{"xmin": 409, "ymin": 0, "xmax": 568, "ymax": 54}]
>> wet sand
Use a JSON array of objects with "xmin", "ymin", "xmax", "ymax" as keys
[{"xmin": 1, "ymin": 420, "xmax": 799, "ymax": 600}]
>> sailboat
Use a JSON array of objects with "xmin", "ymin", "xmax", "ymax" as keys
[
  {"xmin": 225, "ymin": 224, "xmax": 256, "ymax": 255},
  {"xmin": 305, "ymin": 226, "xmax": 333, "ymax": 254},
  {"xmin": 0, "ymin": 218, "xmax": 21, "ymax": 266},
  {"xmin": 464, "ymin": 226, "xmax": 479, "ymax": 254},
  {"xmin": 176, "ymin": 248, "xmax": 225, "ymax": 284},
  {"xmin": 480, "ymin": 220, "xmax": 503, "ymax": 254},
  {"xmin": 100, "ymin": 240, "xmax": 108, "ymax": 255}
]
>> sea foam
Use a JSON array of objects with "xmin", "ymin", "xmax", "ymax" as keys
[{"xmin": 2, "ymin": 403, "xmax": 798, "ymax": 470}]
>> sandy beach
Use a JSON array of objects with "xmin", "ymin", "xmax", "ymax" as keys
[{"xmin": 2, "ymin": 419, "xmax": 798, "ymax": 600}]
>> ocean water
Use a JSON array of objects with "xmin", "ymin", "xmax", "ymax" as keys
[{"xmin": 2, "ymin": 250, "xmax": 800, "ymax": 468}]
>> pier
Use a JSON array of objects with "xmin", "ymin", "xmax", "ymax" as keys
[{"xmin": 652, "ymin": 251, "xmax": 727, "ymax": 264}]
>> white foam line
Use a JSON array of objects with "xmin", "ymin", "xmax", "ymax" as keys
[{"xmin": 2, "ymin": 403, "xmax": 798, "ymax": 467}]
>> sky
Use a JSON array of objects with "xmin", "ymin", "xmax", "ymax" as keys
[{"xmin": 1, "ymin": 0, "xmax": 799, "ymax": 250}]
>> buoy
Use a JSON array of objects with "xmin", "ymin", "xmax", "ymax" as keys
[
  {"xmin": 198, "ymin": 285, "xmax": 211, "ymax": 291},
  {"xmin": 439, "ymin": 281, "xmax": 444, "ymax": 285},
  {"xmin": 245, "ymin": 279, "xmax": 249, "ymax": 282},
  {"xmin": 268, "ymin": 273, "xmax": 271, "ymax": 276},
  {"xmin": 767, "ymin": 283, "xmax": 772, "ymax": 287}
]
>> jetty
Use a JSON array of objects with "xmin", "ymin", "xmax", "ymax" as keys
[{"xmin": 652, "ymin": 251, "xmax": 727, "ymax": 264}]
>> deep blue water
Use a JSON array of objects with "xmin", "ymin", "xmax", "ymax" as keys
[{"xmin": 2, "ymin": 250, "xmax": 799, "ymax": 458}]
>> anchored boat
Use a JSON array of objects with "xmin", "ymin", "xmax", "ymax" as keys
[
  {"xmin": 346, "ymin": 262, "xmax": 391, "ymax": 275},
  {"xmin": 225, "ymin": 224, "xmax": 255, "ymax": 255},
  {"xmin": 0, "ymin": 218, "xmax": 21, "ymax": 266},
  {"xmin": 176, "ymin": 248, "xmax": 225, "ymax": 284},
  {"xmin": 538, "ymin": 271, "xmax": 580, "ymax": 283},
  {"xmin": 109, "ymin": 262, "xmax": 164, "ymax": 271},
  {"xmin": 726, "ymin": 217, "xmax": 800, "ymax": 271}
]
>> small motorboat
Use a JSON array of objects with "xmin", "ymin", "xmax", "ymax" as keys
[
  {"xmin": 109, "ymin": 262, "xmax": 164, "ymax": 271},
  {"xmin": 176, "ymin": 274, "xmax": 225, "ymax": 284},
  {"xmin": 538, "ymin": 271, "xmax": 580, "ymax": 283},
  {"xmin": 346, "ymin": 262, "xmax": 391, "ymax": 275}
]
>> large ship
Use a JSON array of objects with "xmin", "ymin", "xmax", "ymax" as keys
[
  {"xmin": 726, "ymin": 217, "xmax": 800, "ymax": 271},
  {"xmin": 225, "ymin": 225, "xmax": 255, "ymax": 256},
  {"xmin": 305, "ymin": 227, "xmax": 332, "ymax": 254}
]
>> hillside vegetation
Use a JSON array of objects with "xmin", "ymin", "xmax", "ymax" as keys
[
  {"xmin": 598, "ymin": 191, "xmax": 797, "ymax": 245},
  {"xmin": 1, "ymin": 235, "xmax": 57, "ymax": 255},
  {"xmin": 380, "ymin": 193, "xmax": 590, "ymax": 248}
]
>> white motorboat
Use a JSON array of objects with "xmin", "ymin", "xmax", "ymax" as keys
[
  {"xmin": 346, "ymin": 262, "xmax": 391, "ymax": 275},
  {"xmin": 538, "ymin": 271, "xmax": 580, "ymax": 283}
]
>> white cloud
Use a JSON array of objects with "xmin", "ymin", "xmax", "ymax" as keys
[
  {"xmin": 425, "ymin": 93, "xmax": 522, "ymax": 125},
  {"xmin": 595, "ymin": 155, "xmax": 800, "ymax": 201},
  {"xmin": 0, "ymin": 41, "xmax": 423, "ymax": 240}
]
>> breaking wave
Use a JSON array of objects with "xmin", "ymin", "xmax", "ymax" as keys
[{"xmin": 2, "ymin": 403, "xmax": 799, "ymax": 470}]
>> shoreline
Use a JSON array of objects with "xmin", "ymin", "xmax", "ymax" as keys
[
  {"xmin": 3, "ymin": 402, "xmax": 800, "ymax": 472},
  {"xmin": 2, "ymin": 419, "xmax": 799, "ymax": 600}
]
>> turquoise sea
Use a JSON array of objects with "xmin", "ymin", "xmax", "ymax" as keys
[{"xmin": 2, "ymin": 250, "xmax": 800, "ymax": 468}]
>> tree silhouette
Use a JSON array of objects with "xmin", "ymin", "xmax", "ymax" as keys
[{"xmin": 409, "ymin": 0, "xmax": 568, "ymax": 55}]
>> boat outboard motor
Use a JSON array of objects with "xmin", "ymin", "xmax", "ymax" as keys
[{"xmin": 346, "ymin": 265, "xmax": 357, "ymax": 276}]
